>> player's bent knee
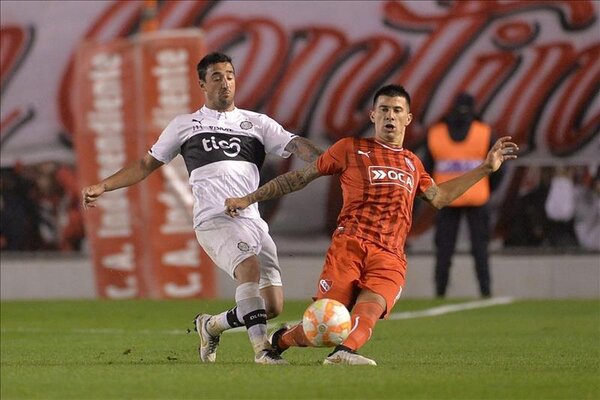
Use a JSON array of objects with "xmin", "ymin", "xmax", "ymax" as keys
[
  {"xmin": 265, "ymin": 302, "xmax": 283, "ymax": 319},
  {"xmin": 263, "ymin": 292, "xmax": 284, "ymax": 318},
  {"xmin": 260, "ymin": 285, "xmax": 284, "ymax": 319},
  {"xmin": 233, "ymin": 256, "xmax": 261, "ymax": 283}
]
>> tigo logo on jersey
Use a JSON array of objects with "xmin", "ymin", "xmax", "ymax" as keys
[
  {"xmin": 369, "ymin": 166, "xmax": 414, "ymax": 192},
  {"xmin": 202, "ymin": 136, "xmax": 241, "ymax": 157}
]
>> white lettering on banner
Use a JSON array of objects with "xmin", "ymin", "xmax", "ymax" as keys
[
  {"xmin": 152, "ymin": 48, "xmax": 190, "ymax": 129},
  {"xmin": 162, "ymin": 240, "xmax": 200, "ymax": 267},
  {"xmin": 106, "ymin": 275, "xmax": 138, "ymax": 299},
  {"xmin": 101, "ymin": 243, "xmax": 134, "ymax": 271},
  {"xmin": 94, "ymin": 135, "xmax": 125, "ymax": 151},
  {"xmin": 99, "ymin": 212, "xmax": 131, "ymax": 237},
  {"xmin": 97, "ymin": 152, "xmax": 126, "ymax": 169},
  {"xmin": 164, "ymin": 272, "xmax": 202, "ymax": 297},
  {"xmin": 158, "ymin": 184, "xmax": 193, "ymax": 234},
  {"xmin": 98, "ymin": 192, "xmax": 130, "ymax": 236},
  {"xmin": 88, "ymin": 112, "xmax": 123, "ymax": 134},
  {"xmin": 88, "ymin": 53, "xmax": 121, "ymax": 78},
  {"xmin": 87, "ymin": 52, "xmax": 133, "ymax": 239}
]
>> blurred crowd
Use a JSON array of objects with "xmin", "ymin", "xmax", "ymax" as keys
[
  {"xmin": 1, "ymin": 162, "xmax": 598, "ymax": 253},
  {"xmin": 0, "ymin": 161, "xmax": 84, "ymax": 251},
  {"xmin": 503, "ymin": 164, "xmax": 600, "ymax": 251}
]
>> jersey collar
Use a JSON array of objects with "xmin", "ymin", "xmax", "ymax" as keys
[
  {"xmin": 200, "ymin": 105, "xmax": 240, "ymax": 120},
  {"xmin": 374, "ymin": 138, "xmax": 404, "ymax": 151}
]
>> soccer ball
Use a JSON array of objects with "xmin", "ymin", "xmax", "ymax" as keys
[{"xmin": 302, "ymin": 298, "xmax": 352, "ymax": 347}]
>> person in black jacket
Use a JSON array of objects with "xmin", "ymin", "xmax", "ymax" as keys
[{"xmin": 423, "ymin": 93, "xmax": 502, "ymax": 298}]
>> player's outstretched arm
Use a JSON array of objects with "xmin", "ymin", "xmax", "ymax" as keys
[
  {"xmin": 81, "ymin": 153, "xmax": 163, "ymax": 209},
  {"xmin": 285, "ymin": 136, "xmax": 324, "ymax": 163},
  {"xmin": 420, "ymin": 136, "xmax": 518, "ymax": 209},
  {"xmin": 225, "ymin": 161, "xmax": 322, "ymax": 217}
]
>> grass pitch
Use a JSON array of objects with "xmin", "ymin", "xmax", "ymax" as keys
[{"xmin": 1, "ymin": 298, "xmax": 598, "ymax": 399}]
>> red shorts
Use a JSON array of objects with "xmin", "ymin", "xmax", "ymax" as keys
[{"xmin": 314, "ymin": 233, "xmax": 406, "ymax": 318}]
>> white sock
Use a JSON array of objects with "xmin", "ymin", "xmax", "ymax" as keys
[
  {"xmin": 235, "ymin": 282, "xmax": 269, "ymax": 355},
  {"xmin": 206, "ymin": 307, "xmax": 244, "ymax": 335}
]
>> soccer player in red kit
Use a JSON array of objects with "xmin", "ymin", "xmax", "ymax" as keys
[{"xmin": 225, "ymin": 84, "xmax": 518, "ymax": 365}]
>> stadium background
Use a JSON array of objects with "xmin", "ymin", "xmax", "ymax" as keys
[{"xmin": 1, "ymin": 0, "xmax": 598, "ymax": 300}]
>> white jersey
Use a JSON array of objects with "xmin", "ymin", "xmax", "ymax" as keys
[{"xmin": 149, "ymin": 106, "xmax": 296, "ymax": 228}]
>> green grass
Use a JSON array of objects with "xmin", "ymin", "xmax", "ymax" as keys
[{"xmin": 1, "ymin": 299, "xmax": 598, "ymax": 399}]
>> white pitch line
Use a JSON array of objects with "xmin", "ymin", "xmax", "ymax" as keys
[
  {"xmin": 388, "ymin": 296, "xmax": 515, "ymax": 320},
  {"xmin": 223, "ymin": 297, "xmax": 516, "ymax": 333},
  {"xmin": 1, "ymin": 297, "xmax": 515, "ymax": 335},
  {"xmin": 0, "ymin": 327, "xmax": 184, "ymax": 335}
]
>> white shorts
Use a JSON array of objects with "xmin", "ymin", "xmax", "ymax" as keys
[{"xmin": 195, "ymin": 215, "xmax": 282, "ymax": 289}]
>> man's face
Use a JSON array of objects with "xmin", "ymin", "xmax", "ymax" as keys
[
  {"xmin": 200, "ymin": 62, "xmax": 235, "ymax": 111},
  {"xmin": 370, "ymin": 95, "xmax": 412, "ymax": 146}
]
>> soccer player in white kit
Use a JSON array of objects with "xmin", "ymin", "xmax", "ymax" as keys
[{"xmin": 81, "ymin": 52, "xmax": 323, "ymax": 364}]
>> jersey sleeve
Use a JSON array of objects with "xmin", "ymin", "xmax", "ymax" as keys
[
  {"xmin": 316, "ymin": 138, "xmax": 349, "ymax": 176},
  {"xmin": 259, "ymin": 114, "xmax": 297, "ymax": 158},
  {"xmin": 413, "ymin": 155, "xmax": 435, "ymax": 195},
  {"xmin": 148, "ymin": 116, "xmax": 183, "ymax": 164}
]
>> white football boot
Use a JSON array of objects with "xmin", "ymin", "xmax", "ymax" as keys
[
  {"xmin": 323, "ymin": 346, "xmax": 377, "ymax": 366},
  {"xmin": 193, "ymin": 314, "xmax": 220, "ymax": 363},
  {"xmin": 254, "ymin": 349, "xmax": 289, "ymax": 365}
]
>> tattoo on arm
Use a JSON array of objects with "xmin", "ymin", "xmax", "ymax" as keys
[
  {"xmin": 246, "ymin": 163, "xmax": 320, "ymax": 204},
  {"xmin": 286, "ymin": 137, "xmax": 324, "ymax": 163}
]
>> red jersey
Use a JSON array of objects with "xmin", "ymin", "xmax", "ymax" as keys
[{"xmin": 317, "ymin": 137, "xmax": 433, "ymax": 254}]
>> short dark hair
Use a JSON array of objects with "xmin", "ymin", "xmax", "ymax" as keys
[
  {"xmin": 197, "ymin": 52, "xmax": 234, "ymax": 81},
  {"xmin": 373, "ymin": 84, "xmax": 411, "ymax": 108}
]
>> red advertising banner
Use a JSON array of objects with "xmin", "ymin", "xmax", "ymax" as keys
[
  {"xmin": 73, "ymin": 29, "xmax": 215, "ymax": 299},
  {"xmin": 135, "ymin": 29, "xmax": 215, "ymax": 299},
  {"xmin": 72, "ymin": 39, "xmax": 149, "ymax": 299}
]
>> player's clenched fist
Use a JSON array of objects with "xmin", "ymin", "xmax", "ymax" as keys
[
  {"xmin": 224, "ymin": 197, "xmax": 250, "ymax": 217},
  {"xmin": 81, "ymin": 184, "xmax": 106, "ymax": 209}
]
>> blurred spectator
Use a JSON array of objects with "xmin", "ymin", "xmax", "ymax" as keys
[
  {"xmin": 423, "ymin": 93, "xmax": 500, "ymax": 298},
  {"xmin": 544, "ymin": 166, "xmax": 578, "ymax": 247},
  {"xmin": 0, "ymin": 167, "xmax": 41, "ymax": 250},
  {"xmin": 504, "ymin": 166, "xmax": 552, "ymax": 247},
  {"xmin": 29, "ymin": 162, "xmax": 85, "ymax": 251},
  {"xmin": 573, "ymin": 168, "xmax": 600, "ymax": 251},
  {"xmin": 1, "ymin": 161, "xmax": 84, "ymax": 252}
]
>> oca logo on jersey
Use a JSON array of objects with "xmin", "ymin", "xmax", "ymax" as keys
[{"xmin": 368, "ymin": 166, "xmax": 414, "ymax": 191}]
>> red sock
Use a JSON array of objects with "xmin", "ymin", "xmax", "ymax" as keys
[
  {"xmin": 342, "ymin": 301, "xmax": 384, "ymax": 351},
  {"xmin": 278, "ymin": 323, "xmax": 313, "ymax": 350}
]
